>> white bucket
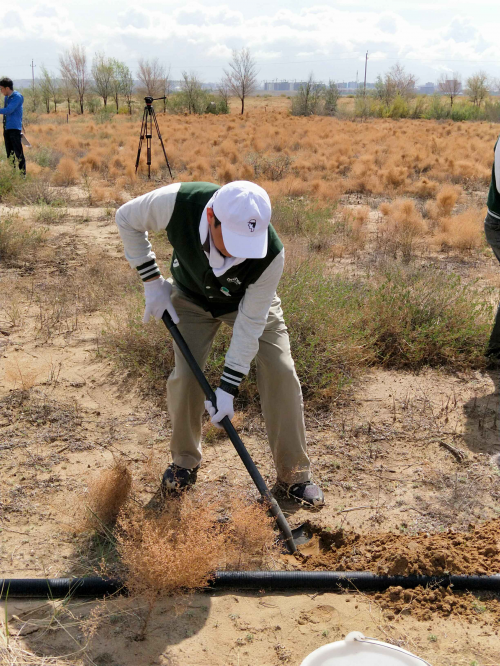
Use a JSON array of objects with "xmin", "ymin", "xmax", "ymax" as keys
[{"xmin": 300, "ymin": 632, "xmax": 432, "ymax": 666}]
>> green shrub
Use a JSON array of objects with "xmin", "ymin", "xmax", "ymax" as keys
[
  {"xmin": 0, "ymin": 216, "xmax": 48, "ymax": 263},
  {"xmin": 102, "ymin": 259, "xmax": 491, "ymax": 408},
  {"xmin": 0, "ymin": 157, "xmax": 24, "ymax": 200},
  {"xmin": 31, "ymin": 145, "xmax": 62, "ymax": 169}
]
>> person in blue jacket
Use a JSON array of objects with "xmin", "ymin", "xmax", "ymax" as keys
[{"xmin": 0, "ymin": 77, "xmax": 26, "ymax": 174}]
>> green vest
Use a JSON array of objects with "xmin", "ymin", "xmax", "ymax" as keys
[
  {"xmin": 487, "ymin": 138, "xmax": 500, "ymax": 218},
  {"xmin": 166, "ymin": 182, "xmax": 284, "ymax": 316}
]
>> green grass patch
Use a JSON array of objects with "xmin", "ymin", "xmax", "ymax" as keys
[{"xmin": 101, "ymin": 259, "xmax": 492, "ymax": 409}]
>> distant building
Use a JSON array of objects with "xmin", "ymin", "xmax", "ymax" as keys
[
  {"xmin": 264, "ymin": 80, "xmax": 291, "ymax": 91},
  {"xmin": 418, "ymin": 82, "xmax": 436, "ymax": 95}
]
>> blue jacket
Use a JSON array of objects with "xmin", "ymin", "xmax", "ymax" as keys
[{"xmin": 0, "ymin": 90, "xmax": 23, "ymax": 131}]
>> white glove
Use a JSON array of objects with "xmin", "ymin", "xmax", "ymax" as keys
[
  {"xmin": 205, "ymin": 388, "xmax": 234, "ymax": 429},
  {"xmin": 143, "ymin": 277, "xmax": 179, "ymax": 324}
]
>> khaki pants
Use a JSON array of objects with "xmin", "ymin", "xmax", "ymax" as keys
[{"xmin": 167, "ymin": 286, "xmax": 311, "ymax": 484}]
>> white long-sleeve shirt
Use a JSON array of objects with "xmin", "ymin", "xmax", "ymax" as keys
[{"xmin": 116, "ymin": 184, "xmax": 284, "ymax": 377}]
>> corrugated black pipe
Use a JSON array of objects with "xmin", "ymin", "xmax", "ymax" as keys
[{"xmin": 1, "ymin": 572, "xmax": 500, "ymax": 599}]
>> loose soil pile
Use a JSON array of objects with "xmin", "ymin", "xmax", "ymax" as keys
[
  {"xmin": 299, "ymin": 519, "xmax": 500, "ymax": 576},
  {"xmin": 373, "ymin": 585, "xmax": 500, "ymax": 623}
]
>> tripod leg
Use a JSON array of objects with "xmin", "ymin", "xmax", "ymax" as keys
[
  {"xmin": 135, "ymin": 108, "xmax": 148, "ymax": 173},
  {"xmin": 147, "ymin": 108, "xmax": 152, "ymax": 179},
  {"xmin": 151, "ymin": 109, "xmax": 173, "ymax": 179}
]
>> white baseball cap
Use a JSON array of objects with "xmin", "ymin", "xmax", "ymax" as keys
[{"xmin": 212, "ymin": 181, "xmax": 271, "ymax": 259}]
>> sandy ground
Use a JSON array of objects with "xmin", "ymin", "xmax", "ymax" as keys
[{"xmin": 1, "ymin": 202, "xmax": 500, "ymax": 665}]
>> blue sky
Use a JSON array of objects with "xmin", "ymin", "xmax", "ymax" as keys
[{"xmin": 1, "ymin": 1, "xmax": 499, "ymax": 85}]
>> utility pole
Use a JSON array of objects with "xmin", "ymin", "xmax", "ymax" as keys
[
  {"xmin": 30, "ymin": 59, "xmax": 36, "ymax": 111},
  {"xmin": 363, "ymin": 51, "xmax": 368, "ymax": 96}
]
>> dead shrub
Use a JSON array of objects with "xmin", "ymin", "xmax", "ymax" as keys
[
  {"xmin": 116, "ymin": 494, "xmax": 223, "ymax": 600},
  {"xmin": 223, "ymin": 498, "xmax": 279, "ymax": 570},
  {"xmin": 436, "ymin": 184, "xmax": 461, "ymax": 216},
  {"xmin": 435, "ymin": 207, "xmax": 486, "ymax": 253},
  {"xmin": 53, "ymin": 157, "xmax": 79, "ymax": 185},
  {"xmin": 84, "ymin": 460, "xmax": 132, "ymax": 531},
  {"xmin": 411, "ymin": 177, "xmax": 439, "ymax": 198},
  {"xmin": 379, "ymin": 198, "xmax": 427, "ymax": 260}
]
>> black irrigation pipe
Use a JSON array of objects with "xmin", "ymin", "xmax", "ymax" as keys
[{"xmin": 2, "ymin": 572, "xmax": 500, "ymax": 599}]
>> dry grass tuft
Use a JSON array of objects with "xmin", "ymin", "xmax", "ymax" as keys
[
  {"xmin": 53, "ymin": 157, "xmax": 79, "ymax": 186},
  {"xmin": 379, "ymin": 198, "xmax": 427, "ymax": 260},
  {"xmin": 223, "ymin": 497, "xmax": 279, "ymax": 570},
  {"xmin": 435, "ymin": 207, "xmax": 486, "ymax": 253},
  {"xmin": 435, "ymin": 184, "xmax": 461, "ymax": 216},
  {"xmin": 84, "ymin": 460, "xmax": 132, "ymax": 531}
]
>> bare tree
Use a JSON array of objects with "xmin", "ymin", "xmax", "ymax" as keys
[
  {"xmin": 60, "ymin": 77, "xmax": 73, "ymax": 114},
  {"xmin": 59, "ymin": 44, "xmax": 88, "ymax": 114},
  {"xmin": 492, "ymin": 77, "xmax": 500, "ymax": 96},
  {"xmin": 388, "ymin": 64, "xmax": 417, "ymax": 99},
  {"xmin": 92, "ymin": 52, "xmax": 114, "ymax": 108},
  {"xmin": 217, "ymin": 78, "xmax": 231, "ymax": 110},
  {"xmin": 438, "ymin": 73, "xmax": 462, "ymax": 108},
  {"xmin": 466, "ymin": 71, "xmax": 490, "ymax": 107},
  {"xmin": 160, "ymin": 68, "xmax": 171, "ymax": 113},
  {"xmin": 137, "ymin": 58, "xmax": 165, "ymax": 98},
  {"xmin": 223, "ymin": 48, "xmax": 258, "ymax": 114}
]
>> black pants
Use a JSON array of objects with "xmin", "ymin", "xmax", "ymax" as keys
[
  {"xmin": 485, "ymin": 212, "xmax": 500, "ymax": 355},
  {"xmin": 3, "ymin": 129, "xmax": 26, "ymax": 174}
]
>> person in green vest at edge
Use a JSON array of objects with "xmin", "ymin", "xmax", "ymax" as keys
[
  {"xmin": 485, "ymin": 138, "xmax": 500, "ymax": 362},
  {"xmin": 116, "ymin": 180, "xmax": 324, "ymax": 507}
]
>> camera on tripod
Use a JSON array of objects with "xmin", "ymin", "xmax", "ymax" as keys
[{"xmin": 135, "ymin": 96, "xmax": 172, "ymax": 180}]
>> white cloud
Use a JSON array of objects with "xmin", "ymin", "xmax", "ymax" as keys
[{"xmin": 1, "ymin": 2, "xmax": 499, "ymax": 83}]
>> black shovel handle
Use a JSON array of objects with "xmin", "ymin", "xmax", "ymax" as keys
[{"xmin": 162, "ymin": 310, "xmax": 297, "ymax": 554}]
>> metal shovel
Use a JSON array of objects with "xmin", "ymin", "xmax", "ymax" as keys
[{"xmin": 161, "ymin": 311, "xmax": 311, "ymax": 554}]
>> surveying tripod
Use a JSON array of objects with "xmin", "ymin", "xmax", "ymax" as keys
[{"xmin": 135, "ymin": 96, "xmax": 173, "ymax": 180}]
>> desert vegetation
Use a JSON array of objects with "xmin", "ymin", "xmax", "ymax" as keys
[{"xmin": 1, "ymin": 97, "xmax": 500, "ymax": 665}]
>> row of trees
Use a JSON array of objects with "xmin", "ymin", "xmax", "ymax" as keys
[
  {"xmin": 371, "ymin": 65, "xmax": 498, "ymax": 109},
  {"xmin": 32, "ymin": 44, "xmax": 258, "ymax": 116}
]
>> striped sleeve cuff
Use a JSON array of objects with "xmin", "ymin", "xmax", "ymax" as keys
[
  {"xmin": 219, "ymin": 366, "xmax": 245, "ymax": 397},
  {"xmin": 137, "ymin": 259, "xmax": 161, "ymax": 282}
]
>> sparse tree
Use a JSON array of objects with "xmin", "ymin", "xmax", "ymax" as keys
[
  {"xmin": 373, "ymin": 73, "xmax": 397, "ymax": 105},
  {"xmin": 59, "ymin": 44, "xmax": 88, "ymax": 114},
  {"xmin": 373, "ymin": 64, "xmax": 417, "ymax": 105},
  {"xmin": 389, "ymin": 64, "xmax": 418, "ymax": 99},
  {"xmin": 39, "ymin": 66, "xmax": 55, "ymax": 113},
  {"xmin": 180, "ymin": 71, "xmax": 205, "ymax": 114},
  {"xmin": 116, "ymin": 62, "xmax": 134, "ymax": 114},
  {"xmin": 492, "ymin": 77, "xmax": 500, "ymax": 96},
  {"xmin": 438, "ymin": 73, "xmax": 462, "ymax": 108},
  {"xmin": 217, "ymin": 79, "xmax": 231, "ymax": 113},
  {"xmin": 137, "ymin": 58, "xmax": 165, "ymax": 98},
  {"xmin": 466, "ymin": 71, "xmax": 489, "ymax": 107},
  {"xmin": 60, "ymin": 77, "xmax": 73, "ymax": 114},
  {"xmin": 291, "ymin": 73, "xmax": 322, "ymax": 116},
  {"xmin": 323, "ymin": 80, "xmax": 340, "ymax": 116},
  {"xmin": 160, "ymin": 69, "xmax": 171, "ymax": 113},
  {"xmin": 92, "ymin": 52, "xmax": 114, "ymax": 108},
  {"xmin": 108, "ymin": 58, "xmax": 126, "ymax": 112},
  {"xmin": 223, "ymin": 48, "xmax": 258, "ymax": 114}
]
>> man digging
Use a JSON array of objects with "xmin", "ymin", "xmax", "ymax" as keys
[{"xmin": 116, "ymin": 180, "xmax": 324, "ymax": 507}]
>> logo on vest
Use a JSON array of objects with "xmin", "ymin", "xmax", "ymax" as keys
[
  {"xmin": 220, "ymin": 287, "xmax": 231, "ymax": 296},
  {"xmin": 248, "ymin": 219, "xmax": 257, "ymax": 232},
  {"xmin": 172, "ymin": 258, "xmax": 180, "ymax": 268},
  {"xmin": 226, "ymin": 277, "xmax": 242, "ymax": 286}
]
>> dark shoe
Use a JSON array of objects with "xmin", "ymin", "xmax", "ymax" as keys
[
  {"xmin": 161, "ymin": 463, "xmax": 200, "ymax": 495},
  {"xmin": 278, "ymin": 481, "xmax": 325, "ymax": 507}
]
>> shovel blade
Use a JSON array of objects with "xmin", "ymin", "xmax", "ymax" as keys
[{"xmin": 278, "ymin": 522, "xmax": 312, "ymax": 551}]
